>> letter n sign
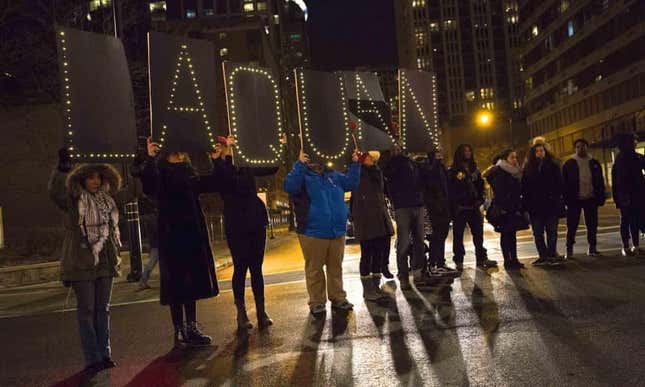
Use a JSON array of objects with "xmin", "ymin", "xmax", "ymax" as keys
[{"xmin": 398, "ymin": 69, "xmax": 441, "ymax": 152}]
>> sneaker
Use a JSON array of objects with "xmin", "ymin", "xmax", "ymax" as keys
[
  {"xmin": 432, "ymin": 265, "xmax": 461, "ymax": 278},
  {"xmin": 331, "ymin": 300, "xmax": 354, "ymax": 311},
  {"xmin": 631, "ymin": 246, "xmax": 642, "ymax": 256},
  {"xmin": 174, "ymin": 326, "xmax": 189, "ymax": 349},
  {"xmin": 310, "ymin": 304, "xmax": 326, "ymax": 317},
  {"xmin": 476, "ymin": 259, "xmax": 498, "ymax": 269},
  {"xmin": 185, "ymin": 322, "xmax": 212, "ymax": 347},
  {"xmin": 532, "ymin": 257, "xmax": 550, "ymax": 266},
  {"xmin": 137, "ymin": 281, "xmax": 151, "ymax": 291},
  {"xmin": 549, "ymin": 255, "xmax": 565, "ymax": 266},
  {"xmin": 587, "ymin": 247, "xmax": 601, "ymax": 257},
  {"xmin": 257, "ymin": 312, "xmax": 274, "ymax": 329}
]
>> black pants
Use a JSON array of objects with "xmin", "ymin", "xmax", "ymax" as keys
[
  {"xmin": 452, "ymin": 209, "xmax": 487, "ymax": 263},
  {"xmin": 228, "ymin": 228, "xmax": 267, "ymax": 302},
  {"xmin": 428, "ymin": 214, "xmax": 449, "ymax": 267},
  {"xmin": 170, "ymin": 301, "xmax": 196, "ymax": 328},
  {"xmin": 359, "ymin": 236, "xmax": 391, "ymax": 276},
  {"xmin": 566, "ymin": 199, "xmax": 599, "ymax": 248},
  {"xmin": 500, "ymin": 231, "xmax": 517, "ymax": 263},
  {"xmin": 619, "ymin": 207, "xmax": 640, "ymax": 248},
  {"xmin": 530, "ymin": 214, "xmax": 559, "ymax": 258}
]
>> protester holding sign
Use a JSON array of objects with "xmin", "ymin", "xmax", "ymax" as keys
[
  {"xmin": 284, "ymin": 149, "xmax": 361, "ymax": 318},
  {"xmin": 48, "ymin": 149, "xmax": 122, "ymax": 373},
  {"xmin": 351, "ymin": 151, "xmax": 394, "ymax": 301},
  {"xmin": 211, "ymin": 135, "xmax": 279, "ymax": 331},
  {"xmin": 141, "ymin": 138, "xmax": 229, "ymax": 348}
]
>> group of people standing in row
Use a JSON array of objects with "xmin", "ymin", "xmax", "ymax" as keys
[{"xmin": 49, "ymin": 131, "xmax": 643, "ymax": 373}]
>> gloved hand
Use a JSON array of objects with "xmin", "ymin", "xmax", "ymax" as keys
[{"xmin": 57, "ymin": 148, "xmax": 73, "ymax": 173}]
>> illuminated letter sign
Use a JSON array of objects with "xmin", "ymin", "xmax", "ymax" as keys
[
  {"xmin": 148, "ymin": 32, "xmax": 217, "ymax": 152},
  {"xmin": 55, "ymin": 28, "xmax": 137, "ymax": 160},
  {"xmin": 222, "ymin": 62, "xmax": 285, "ymax": 167},
  {"xmin": 398, "ymin": 69, "xmax": 440, "ymax": 152},
  {"xmin": 295, "ymin": 69, "xmax": 352, "ymax": 166}
]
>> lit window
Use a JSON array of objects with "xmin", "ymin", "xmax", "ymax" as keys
[
  {"xmin": 219, "ymin": 32, "xmax": 227, "ymax": 40},
  {"xmin": 220, "ymin": 48, "xmax": 229, "ymax": 57},
  {"xmin": 466, "ymin": 91, "xmax": 475, "ymax": 102},
  {"xmin": 531, "ymin": 25, "xmax": 539, "ymax": 37},
  {"xmin": 186, "ymin": 9, "xmax": 196, "ymax": 18},
  {"xmin": 412, "ymin": 0, "xmax": 426, "ymax": 8},
  {"xmin": 429, "ymin": 22, "xmax": 439, "ymax": 32},
  {"xmin": 204, "ymin": 9, "xmax": 215, "ymax": 16},
  {"xmin": 243, "ymin": 1, "xmax": 255, "ymax": 12},
  {"xmin": 257, "ymin": 2, "xmax": 268, "ymax": 11},
  {"xmin": 444, "ymin": 20, "xmax": 454, "ymax": 29},
  {"xmin": 149, "ymin": 1, "xmax": 166, "ymax": 12},
  {"xmin": 567, "ymin": 20, "xmax": 575, "ymax": 37},
  {"xmin": 525, "ymin": 77, "xmax": 533, "ymax": 90},
  {"xmin": 595, "ymin": 74, "xmax": 603, "ymax": 82},
  {"xmin": 89, "ymin": 0, "xmax": 111, "ymax": 12},
  {"xmin": 559, "ymin": 0, "xmax": 570, "ymax": 13},
  {"xmin": 507, "ymin": 15, "xmax": 518, "ymax": 24}
]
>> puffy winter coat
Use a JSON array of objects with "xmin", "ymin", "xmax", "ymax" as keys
[
  {"xmin": 381, "ymin": 154, "xmax": 423, "ymax": 209},
  {"xmin": 521, "ymin": 158, "xmax": 564, "ymax": 216},
  {"xmin": 485, "ymin": 165, "xmax": 529, "ymax": 233},
  {"xmin": 447, "ymin": 165, "xmax": 485, "ymax": 212},
  {"xmin": 611, "ymin": 151, "xmax": 645, "ymax": 209},
  {"xmin": 350, "ymin": 165, "xmax": 394, "ymax": 241},
  {"xmin": 284, "ymin": 161, "xmax": 361, "ymax": 239}
]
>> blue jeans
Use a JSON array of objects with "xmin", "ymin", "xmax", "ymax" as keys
[
  {"xmin": 394, "ymin": 207, "xmax": 426, "ymax": 276},
  {"xmin": 530, "ymin": 214, "xmax": 559, "ymax": 257},
  {"xmin": 141, "ymin": 247, "xmax": 159, "ymax": 284},
  {"xmin": 71, "ymin": 277, "xmax": 114, "ymax": 365}
]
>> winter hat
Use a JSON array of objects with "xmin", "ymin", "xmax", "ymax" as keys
[{"xmin": 532, "ymin": 136, "xmax": 551, "ymax": 151}]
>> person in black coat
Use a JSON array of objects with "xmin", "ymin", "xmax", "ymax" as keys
[
  {"xmin": 447, "ymin": 144, "xmax": 496, "ymax": 270},
  {"xmin": 521, "ymin": 141, "xmax": 565, "ymax": 265},
  {"xmin": 611, "ymin": 132, "xmax": 645, "ymax": 256},
  {"xmin": 351, "ymin": 151, "xmax": 394, "ymax": 301},
  {"xmin": 211, "ymin": 136, "xmax": 277, "ymax": 330},
  {"xmin": 142, "ymin": 138, "xmax": 229, "ymax": 348},
  {"xmin": 562, "ymin": 138, "xmax": 606, "ymax": 257},
  {"xmin": 484, "ymin": 149, "xmax": 529, "ymax": 270},
  {"xmin": 418, "ymin": 145, "xmax": 460, "ymax": 276}
]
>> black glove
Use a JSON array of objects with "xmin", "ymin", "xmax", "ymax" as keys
[{"xmin": 57, "ymin": 148, "xmax": 73, "ymax": 173}]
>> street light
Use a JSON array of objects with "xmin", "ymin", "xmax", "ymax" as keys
[{"xmin": 476, "ymin": 110, "xmax": 493, "ymax": 128}]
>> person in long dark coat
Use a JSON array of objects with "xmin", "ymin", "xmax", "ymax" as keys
[
  {"xmin": 484, "ymin": 149, "xmax": 529, "ymax": 270},
  {"xmin": 141, "ymin": 138, "xmax": 229, "ymax": 348},
  {"xmin": 351, "ymin": 151, "xmax": 394, "ymax": 301},
  {"xmin": 211, "ymin": 136, "xmax": 277, "ymax": 330},
  {"xmin": 521, "ymin": 141, "xmax": 565, "ymax": 266},
  {"xmin": 611, "ymin": 132, "xmax": 645, "ymax": 256}
]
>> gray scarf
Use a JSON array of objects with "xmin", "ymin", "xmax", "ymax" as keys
[{"xmin": 496, "ymin": 159, "xmax": 521, "ymax": 179}]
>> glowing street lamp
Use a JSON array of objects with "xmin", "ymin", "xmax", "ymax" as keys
[{"xmin": 476, "ymin": 110, "xmax": 493, "ymax": 127}]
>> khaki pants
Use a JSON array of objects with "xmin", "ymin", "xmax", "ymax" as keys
[{"xmin": 298, "ymin": 234, "xmax": 347, "ymax": 307}]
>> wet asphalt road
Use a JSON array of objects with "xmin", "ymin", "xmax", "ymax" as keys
[{"xmin": 0, "ymin": 206, "xmax": 644, "ymax": 387}]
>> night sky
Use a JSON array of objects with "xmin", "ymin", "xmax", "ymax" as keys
[{"xmin": 305, "ymin": 0, "xmax": 398, "ymax": 70}]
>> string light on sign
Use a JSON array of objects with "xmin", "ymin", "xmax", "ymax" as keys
[
  {"xmin": 58, "ymin": 30, "xmax": 134, "ymax": 160},
  {"xmin": 224, "ymin": 64, "xmax": 285, "ymax": 165},
  {"xmin": 159, "ymin": 44, "xmax": 214, "ymax": 148},
  {"xmin": 353, "ymin": 72, "xmax": 396, "ymax": 143},
  {"xmin": 399, "ymin": 70, "xmax": 440, "ymax": 149},
  {"xmin": 296, "ymin": 69, "xmax": 351, "ymax": 161}
]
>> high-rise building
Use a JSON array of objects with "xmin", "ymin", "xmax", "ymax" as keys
[{"xmin": 518, "ymin": 0, "xmax": 645, "ymax": 173}]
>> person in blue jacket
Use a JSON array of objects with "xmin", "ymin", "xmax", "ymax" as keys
[{"xmin": 284, "ymin": 149, "xmax": 360, "ymax": 318}]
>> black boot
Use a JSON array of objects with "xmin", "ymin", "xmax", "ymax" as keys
[
  {"xmin": 382, "ymin": 264, "xmax": 394, "ymax": 279},
  {"xmin": 235, "ymin": 300, "xmax": 253, "ymax": 330},
  {"xmin": 255, "ymin": 297, "xmax": 273, "ymax": 329},
  {"xmin": 174, "ymin": 325, "xmax": 189, "ymax": 349},
  {"xmin": 185, "ymin": 322, "xmax": 212, "ymax": 347}
]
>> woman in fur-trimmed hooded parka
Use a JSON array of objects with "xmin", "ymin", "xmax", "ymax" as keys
[{"xmin": 48, "ymin": 148, "xmax": 122, "ymax": 372}]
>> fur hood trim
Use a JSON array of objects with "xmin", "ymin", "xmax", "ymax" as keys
[{"xmin": 66, "ymin": 164, "xmax": 122, "ymax": 198}]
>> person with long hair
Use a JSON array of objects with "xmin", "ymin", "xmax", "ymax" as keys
[
  {"xmin": 484, "ymin": 149, "xmax": 529, "ymax": 270},
  {"xmin": 49, "ymin": 148, "xmax": 122, "ymax": 372},
  {"xmin": 562, "ymin": 139, "xmax": 606, "ymax": 258},
  {"xmin": 211, "ymin": 136, "xmax": 277, "ymax": 330},
  {"xmin": 351, "ymin": 151, "xmax": 394, "ymax": 301},
  {"xmin": 448, "ymin": 144, "xmax": 497, "ymax": 270},
  {"xmin": 611, "ymin": 132, "xmax": 644, "ymax": 256},
  {"xmin": 142, "ymin": 138, "xmax": 228, "ymax": 348},
  {"xmin": 521, "ymin": 140, "xmax": 565, "ymax": 265}
]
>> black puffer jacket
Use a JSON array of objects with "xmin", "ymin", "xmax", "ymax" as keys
[
  {"xmin": 419, "ymin": 158, "xmax": 451, "ymax": 220},
  {"xmin": 485, "ymin": 165, "xmax": 529, "ymax": 233},
  {"xmin": 521, "ymin": 158, "xmax": 564, "ymax": 216},
  {"xmin": 447, "ymin": 165, "xmax": 485, "ymax": 212}
]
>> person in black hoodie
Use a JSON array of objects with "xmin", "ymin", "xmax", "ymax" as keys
[
  {"xmin": 142, "ymin": 138, "xmax": 227, "ymax": 348},
  {"xmin": 211, "ymin": 136, "xmax": 277, "ymax": 330},
  {"xmin": 448, "ymin": 144, "xmax": 496, "ymax": 270},
  {"xmin": 522, "ymin": 141, "xmax": 565, "ymax": 266},
  {"xmin": 418, "ymin": 145, "xmax": 459, "ymax": 277},
  {"xmin": 611, "ymin": 132, "xmax": 645, "ymax": 256},
  {"xmin": 381, "ymin": 146, "xmax": 435, "ymax": 290},
  {"xmin": 562, "ymin": 138, "xmax": 606, "ymax": 258},
  {"xmin": 484, "ymin": 149, "xmax": 529, "ymax": 270}
]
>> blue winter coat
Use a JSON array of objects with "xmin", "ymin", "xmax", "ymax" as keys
[{"xmin": 284, "ymin": 161, "xmax": 361, "ymax": 239}]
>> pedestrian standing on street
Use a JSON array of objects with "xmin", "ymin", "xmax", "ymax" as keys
[
  {"xmin": 48, "ymin": 148, "xmax": 121, "ymax": 372},
  {"xmin": 448, "ymin": 144, "xmax": 497, "ymax": 270},
  {"xmin": 521, "ymin": 140, "xmax": 565, "ymax": 266},
  {"xmin": 211, "ymin": 136, "xmax": 277, "ymax": 330},
  {"xmin": 130, "ymin": 153, "xmax": 160, "ymax": 290},
  {"xmin": 284, "ymin": 149, "xmax": 360, "ymax": 318},
  {"xmin": 381, "ymin": 146, "xmax": 435, "ymax": 290},
  {"xmin": 418, "ymin": 145, "xmax": 460, "ymax": 277},
  {"xmin": 351, "ymin": 151, "xmax": 394, "ymax": 301},
  {"xmin": 562, "ymin": 138, "xmax": 606, "ymax": 258},
  {"xmin": 611, "ymin": 132, "xmax": 645, "ymax": 256},
  {"xmin": 141, "ymin": 138, "xmax": 227, "ymax": 348},
  {"xmin": 484, "ymin": 149, "xmax": 529, "ymax": 270}
]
